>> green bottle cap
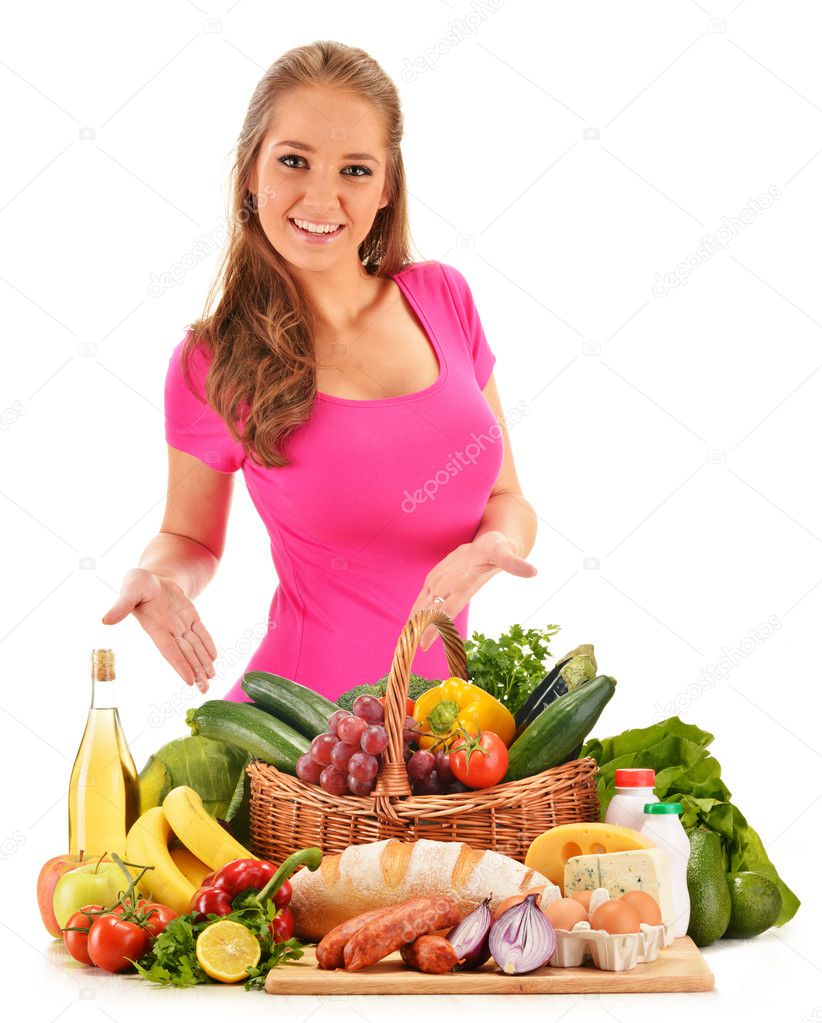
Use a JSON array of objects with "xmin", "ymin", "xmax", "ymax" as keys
[{"xmin": 644, "ymin": 802, "xmax": 682, "ymax": 814}]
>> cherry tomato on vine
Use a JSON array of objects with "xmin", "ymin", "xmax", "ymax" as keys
[{"xmin": 62, "ymin": 904, "xmax": 104, "ymax": 965}]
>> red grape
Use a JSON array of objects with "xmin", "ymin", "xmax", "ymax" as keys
[
  {"xmin": 352, "ymin": 695, "xmax": 384, "ymax": 724},
  {"xmin": 360, "ymin": 724, "xmax": 389, "ymax": 756},
  {"xmin": 443, "ymin": 779, "xmax": 469, "ymax": 794},
  {"xmin": 403, "ymin": 744, "xmax": 413, "ymax": 763},
  {"xmin": 330, "ymin": 741, "xmax": 358, "ymax": 771},
  {"xmin": 319, "ymin": 766, "xmax": 349, "ymax": 795},
  {"xmin": 434, "ymin": 750, "xmax": 454, "ymax": 784},
  {"xmin": 327, "ymin": 710, "xmax": 351, "ymax": 736},
  {"xmin": 347, "ymin": 773, "xmax": 377, "ymax": 796},
  {"xmin": 403, "ymin": 716, "xmax": 422, "ymax": 745},
  {"xmin": 296, "ymin": 753, "xmax": 323, "ymax": 785},
  {"xmin": 407, "ymin": 749, "xmax": 436, "ymax": 781},
  {"xmin": 337, "ymin": 715, "xmax": 368, "ymax": 746},
  {"xmin": 348, "ymin": 751, "xmax": 379, "ymax": 782},
  {"xmin": 310, "ymin": 733, "xmax": 337, "ymax": 766},
  {"xmin": 412, "ymin": 773, "xmax": 441, "ymax": 796}
]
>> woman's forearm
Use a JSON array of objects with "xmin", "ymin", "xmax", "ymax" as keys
[
  {"xmin": 473, "ymin": 491, "xmax": 537, "ymax": 559},
  {"xmin": 138, "ymin": 531, "xmax": 219, "ymax": 600}
]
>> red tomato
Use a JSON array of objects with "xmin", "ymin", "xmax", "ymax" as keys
[
  {"xmin": 108, "ymin": 898, "xmax": 176, "ymax": 938},
  {"xmin": 378, "ymin": 695, "xmax": 415, "ymax": 717},
  {"xmin": 449, "ymin": 731, "xmax": 508, "ymax": 788},
  {"xmin": 87, "ymin": 914, "xmax": 151, "ymax": 973},
  {"xmin": 136, "ymin": 901, "xmax": 178, "ymax": 938},
  {"xmin": 268, "ymin": 905, "xmax": 294, "ymax": 943},
  {"xmin": 62, "ymin": 904, "xmax": 103, "ymax": 965}
]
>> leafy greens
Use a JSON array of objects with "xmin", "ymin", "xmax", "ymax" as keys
[{"xmin": 465, "ymin": 622, "xmax": 561, "ymax": 714}]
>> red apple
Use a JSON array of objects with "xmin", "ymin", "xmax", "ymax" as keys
[{"xmin": 37, "ymin": 854, "xmax": 111, "ymax": 937}]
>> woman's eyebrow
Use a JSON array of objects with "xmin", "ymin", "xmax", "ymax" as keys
[{"xmin": 273, "ymin": 139, "xmax": 380, "ymax": 164}]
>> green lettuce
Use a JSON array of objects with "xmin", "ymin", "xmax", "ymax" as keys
[{"xmin": 581, "ymin": 716, "xmax": 799, "ymax": 926}]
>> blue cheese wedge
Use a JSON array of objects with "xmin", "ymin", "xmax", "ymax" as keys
[{"xmin": 564, "ymin": 849, "xmax": 674, "ymax": 926}]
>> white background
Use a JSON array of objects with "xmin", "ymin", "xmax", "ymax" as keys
[{"xmin": 1, "ymin": 0, "xmax": 819, "ymax": 1019}]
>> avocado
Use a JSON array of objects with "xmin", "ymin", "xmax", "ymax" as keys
[
  {"xmin": 686, "ymin": 828, "xmax": 732, "ymax": 947},
  {"xmin": 724, "ymin": 871, "xmax": 782, "ymax": 939}
]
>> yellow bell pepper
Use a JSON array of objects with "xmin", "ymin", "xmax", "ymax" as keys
[{"xmin": 412, "ymin": 677, "xmax": 516, "ymax": 750}]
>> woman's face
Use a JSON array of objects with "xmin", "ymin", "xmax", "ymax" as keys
[{"xmin": 248, "ymin": 85, "xmax": 390, "ymax": 269}]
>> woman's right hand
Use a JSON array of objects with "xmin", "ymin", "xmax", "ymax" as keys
[{"xmin": 101, "ymin": 568, "xmax": 217, "ymax": 692}]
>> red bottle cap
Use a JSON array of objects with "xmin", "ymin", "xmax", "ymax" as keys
[{"xmin": 615, "ymin": 768, "xmax": 656, "ymax": 787}]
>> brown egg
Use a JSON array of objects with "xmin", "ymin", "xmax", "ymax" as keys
[
  {"xmin": 590, "ymin": 899, "xmax": 642, "ymax": 934},
  {"xmin": 570, "ymin": 890, "xmax": 593, "ymax": 911},
  {"xmin": 620, "ymin": 891, "xmax": 662, "ymax": 926},
  {"xmin": 543, "ymin": 898, "xmax": 588, "ymax": 931},
  {"xmin": 494, "ymin": 887, "xmax": 545, "ymax": 919}
]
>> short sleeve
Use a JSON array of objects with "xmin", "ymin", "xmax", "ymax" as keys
[
  {"xmin": 164, "ymin": 331, "xmax": 245, "ymax": 473},
  {"xmin": 440, "ymin": 263, "xmax": 496, "ymax": 389}
]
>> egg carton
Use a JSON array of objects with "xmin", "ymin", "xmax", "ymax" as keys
[{"xmin": 549, "ymin": 887, "xmax": 675, "ymax": 972}]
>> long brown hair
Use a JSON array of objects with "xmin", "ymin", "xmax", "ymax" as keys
[{"xmin": 184, "ymin": 40, "xmax": 414, "ymax": 469}]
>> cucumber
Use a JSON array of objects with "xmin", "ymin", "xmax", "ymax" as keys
[
  {"xmin": 186, "ymin": 700, "xmax": 310, "ymax": 774},
  {"xmin": 504, "ymin": 675, "xmax": 616, "ymax": 782},
  {"xmin": 241, "ymin": 671, "xmax": 336, "ymax": 739}
]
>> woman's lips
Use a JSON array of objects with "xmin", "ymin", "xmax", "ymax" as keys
[{"xmin": 288, "ymin": 218, "xmax": 346, "ymax": 244}]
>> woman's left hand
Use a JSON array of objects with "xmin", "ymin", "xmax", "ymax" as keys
[{"xmin": 408, "ymin": 531, "xmax": 538, "ymax": 652}]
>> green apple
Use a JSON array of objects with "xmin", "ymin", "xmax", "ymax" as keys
[{"xmin": 53, "ymin": 859, "xmax": 126, "ymax": 930}]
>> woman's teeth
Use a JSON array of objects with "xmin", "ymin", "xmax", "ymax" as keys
[{"xmin": 290, "ymin": 218, "xmax": 344, "ymax": 235}]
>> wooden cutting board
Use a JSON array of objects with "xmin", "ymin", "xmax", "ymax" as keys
[{"xmin": 265, "ymin": 937, "xmax": 714, "ymax": 995}]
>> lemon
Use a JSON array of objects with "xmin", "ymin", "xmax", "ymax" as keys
[{"xmin": 195, "ymin": 920, "xmax": 261, "ymax": 983}]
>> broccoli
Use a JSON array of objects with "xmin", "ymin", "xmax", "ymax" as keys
[{"xmin": 336, "ymin": 673, "xmax": 442, "ymax": 712}]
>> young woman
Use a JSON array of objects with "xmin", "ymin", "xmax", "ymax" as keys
[{"xmin": 101, "ymin": 40, "xmax": 538, "ymax": 702}]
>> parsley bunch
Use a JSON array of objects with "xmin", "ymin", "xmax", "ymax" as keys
[
  {"xmin": 465, "ymin": 622, "xmax": 561, "ymax": 714},
  {"xmin": 134, "ymin": 901, "xmax": 304, "ymax": 991}
]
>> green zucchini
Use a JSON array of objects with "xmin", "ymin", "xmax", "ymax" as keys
[
  {"xmin": 241, "ymin": 671, "xmax": 336, "ymax": 739},
  {"xmin": 504, "ymin": 675, "xmax": 616, "ymax": 782},
  {"xmin": 186, "ymin": 700, "xmax": 310, "ymax": 774}
]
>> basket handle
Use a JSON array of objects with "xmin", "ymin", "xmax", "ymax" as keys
[{"xmin": 373, "ymin": 605, "xmax": 467, "ymax": 808}]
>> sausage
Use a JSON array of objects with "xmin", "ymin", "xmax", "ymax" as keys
[
  {"xmin": 400, "ymin": 934, "xmax": 462, "ymax": 974},
  {"xmin": 316, "ymin": 906, "xmax": 397, "ymax": 970},
  {"xmin": 343, "ymin": 896, "xmax": 461, "ymax": 971}
]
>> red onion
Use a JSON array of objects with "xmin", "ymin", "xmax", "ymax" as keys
[
  {"xmin": 445, "ymin": 895, "xmax": 492, "ymax": 970},
  {"xmin": 488, "ymin": 893, "xmax": 556, "ymax": 975}
]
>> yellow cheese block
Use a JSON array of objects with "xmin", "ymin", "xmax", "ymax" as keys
[{"xmin": 524, "ymin": 823, "xmax": 655, "ymax": 889}]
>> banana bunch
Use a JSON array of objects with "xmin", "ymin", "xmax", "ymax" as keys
[{"xmin": 125, "ymin": 785, "xmax": 254, "ymax": 914}]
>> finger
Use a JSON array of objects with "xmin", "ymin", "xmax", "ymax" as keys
[
  {"xmin": 181, "ymin": 625, "xmax": 215, "ymax": 679},
  {"xmin": 501, "ymin": 554, "xmax": 539, "ymax": 578},
  {"xmin": 190, "ymin": 619, "xmax": 218, "ymax": 661},
  {"xmin": 152, "ymin": 632, "xmax": 200, "ymax": 687},
  {"xmin": 101, "ymin": 593, "xmax": 136, "ymax": 625},
  {"xmin": 176, "ymin": 638, "xmax": 210, "ymax": 695},
  {"xmin": 175, "ymin": 634, "xmax": 210, "ymax": 693}
]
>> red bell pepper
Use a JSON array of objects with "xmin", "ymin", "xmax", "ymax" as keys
[{"xmin": 189, "ymin": 847, "xmax": 321, "ymax": 944}]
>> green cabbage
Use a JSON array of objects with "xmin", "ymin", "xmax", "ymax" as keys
[{"xmin": 138, "ymin": 735, "xmax": 251, "ymax": 824}]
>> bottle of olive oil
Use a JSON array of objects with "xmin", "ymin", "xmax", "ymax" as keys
[{"xmin": 68, "ymin": 649, "xmax": 140, "ymax": 857}]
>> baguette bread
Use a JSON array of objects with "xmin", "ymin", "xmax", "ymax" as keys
[{"xmin": 290, "ymin": 838, "xmax": 557, "ymax": 941}]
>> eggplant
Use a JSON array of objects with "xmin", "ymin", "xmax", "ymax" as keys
[{"xmin": 513, "ymin": 645, "xmax": 597, "ymax": 737}]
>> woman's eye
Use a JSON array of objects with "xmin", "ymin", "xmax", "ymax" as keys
[{"xmin": 278, "ymin": 154, "xmax": 371, "ymax": 177}]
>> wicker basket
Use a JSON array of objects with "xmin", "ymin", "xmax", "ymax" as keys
[{"xmin": 247, "ymin": 605, "xmax": 599, "ymax": 864}]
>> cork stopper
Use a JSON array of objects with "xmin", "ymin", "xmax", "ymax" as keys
[{"xmin": 91, "ymin": 648, "xmax": 116, "ymax": 681}]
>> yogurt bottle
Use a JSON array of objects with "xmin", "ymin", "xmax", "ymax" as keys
[
  {"xmin": 604, "ymin": 768, "xmax": 658, "ymax": 831},
  {"xmin": 640, "ymin": 802, "xmax": 691, "ymax": 938}
]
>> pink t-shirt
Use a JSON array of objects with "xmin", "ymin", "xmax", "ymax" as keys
[{"xmin": 164, "ymin": 260, "xmax": 502, "ymax": 702}]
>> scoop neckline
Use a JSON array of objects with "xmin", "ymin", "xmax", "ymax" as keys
[{"xmin": 315, "ymin": 265, "xmax": 448, "ymax": 406}]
